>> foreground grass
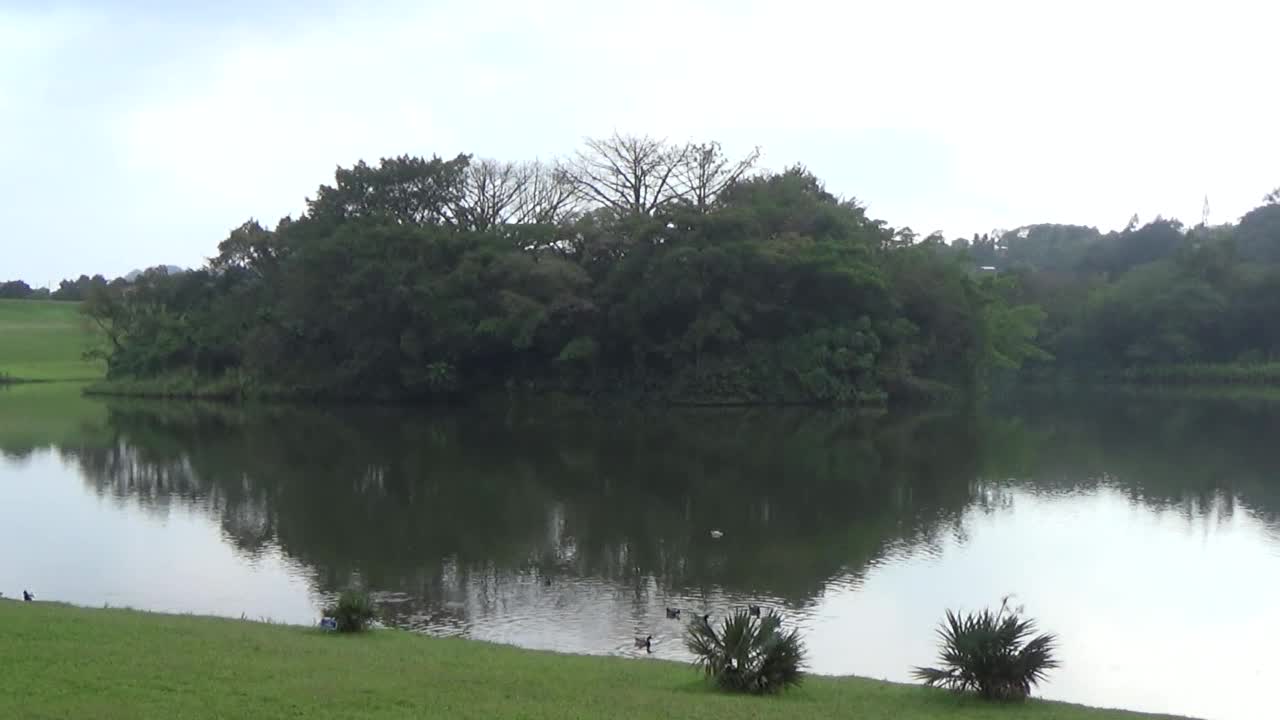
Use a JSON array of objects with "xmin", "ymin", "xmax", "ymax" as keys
[
  {"xmin": 0, "ymin": 602, "xmax": 1189, "ymax": 720},
  {"xmin": 0, "ymin": 299, "xmax": 104, "ymax": 381}
]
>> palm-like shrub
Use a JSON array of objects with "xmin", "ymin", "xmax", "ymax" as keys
[
  {"xmin": 685, "ymin": 609, "xmax": 806, "ymax": 694},
  {"xmin": 324, "ymin": 589, "xmax": 377, "ymax": 633},
  {"xmin": 913, "ymin": 598, "xmax": 1058, "ymax": 701}
]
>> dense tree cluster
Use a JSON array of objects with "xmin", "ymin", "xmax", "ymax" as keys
[
  {"xmin": 81, "ymin": 135, "xmax": 1040, "ymax": 403},
  {"xmin": 17, "ymin": 135, "xmax": 1280, "ymax": 392},
  {"xmin": 951, "ymin": 189, "xmax": 1280, "ymax": 370}
]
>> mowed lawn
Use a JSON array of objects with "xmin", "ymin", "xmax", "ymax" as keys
[
  {"xmin": 0, "ymin": 602, "xmax": 1191, "ymax": 720},
  {"xmin": 0, "ymin": 299, "xmax": 104, "ymax": 381}
]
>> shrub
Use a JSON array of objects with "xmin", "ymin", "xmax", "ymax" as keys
[
  {"xmin": 323, "ymin": 589, "xmax": 377, "ymax": 633},
  {"xmin": 685, "ymin": 608, "xmax": 806, "ymax": 694},
  {"xmin": 912, "ymin": 598, "xmax": 1058, "ymax": 701}
]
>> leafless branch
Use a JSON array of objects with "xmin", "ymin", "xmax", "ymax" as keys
[
  {"xmin": 560, "ymin": 133, "xmax": 692, "ymax": 216},
  {"xmin": 457, "ymin": 159, "xmax": 528, "ymax": 231},
  {"xmin": 673, "ymin": 142, "xmax": 762, "ymax": 212}
]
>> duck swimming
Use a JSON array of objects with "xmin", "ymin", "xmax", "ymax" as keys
[
  {"xmin": 665, "ymin": 607, "xmax": 681, "ymax": 619},
  {"xmin": 634, "ymin": 635, "xmax": 653, "ymax": 653}
]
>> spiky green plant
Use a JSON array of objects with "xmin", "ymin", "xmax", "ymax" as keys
[
  {"xmin": 685, "ymin": 609, "xmax": 806, "ymax": 694},
  {"xmin": 913, "ymin": 598, "xmax": 1058, "ymax": 701},
  {"xmin": 324, "ymin": 589, "xmax": 377, "ymax": 633}
]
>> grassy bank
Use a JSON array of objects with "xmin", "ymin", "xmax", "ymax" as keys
[
  {"xmin": 0, "ymin": 299, "xmax": 104, "ymax": 382},
  {"xmin": 0, "ymin": 602, "xmax": 1188, "ymax": 720}
]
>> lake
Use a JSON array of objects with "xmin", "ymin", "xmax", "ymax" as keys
[{"xmin": 2, "ymin": 383, "xmax": 1277, "ymax": 720}]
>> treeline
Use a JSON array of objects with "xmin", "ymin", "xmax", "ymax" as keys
[
  {"xmin": 0, "ymin": 275, "xmax": 118, "ymax": 301},
  {"xmin": 948, "ymin": 189, "xmax": 1280, "ymax": 372},
  {"xmin": 82, "ymin": 134, "xmax": 1043, "ymax": 404}
]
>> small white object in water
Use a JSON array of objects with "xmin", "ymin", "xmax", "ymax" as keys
[{"xmin": 709, "ymin": 529, "xmax": 724, "ymax": 539}]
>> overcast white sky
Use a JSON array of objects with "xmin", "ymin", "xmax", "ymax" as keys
[{"xmin": 4, "ymin": 0, "xmax": 1278, "ymax": 283}]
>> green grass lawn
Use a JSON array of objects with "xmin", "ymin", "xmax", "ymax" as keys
[
  {"xmin": 0, "ymin": 602, "xmax": 1190, "ymax": 720},
  {"xmin": 0, "ymin": 299, "xmax": 104, "ymax": 381}
]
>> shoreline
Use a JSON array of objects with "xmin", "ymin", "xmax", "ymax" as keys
[
  {"xmin": 0, "ymin": 599, "xmax": 1192, "ymax": 720},
  {"xmin": 0, "ymin": 376, "xmax": 61, "ymax": 385},
  {"xmin": 81, "ymin": 374, "xmax": 898, "ymax": 409}
]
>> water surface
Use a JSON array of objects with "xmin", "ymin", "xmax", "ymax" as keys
[{"xmin": 2, "ymin": 383, "xmax": 1277, "ymax": 720}]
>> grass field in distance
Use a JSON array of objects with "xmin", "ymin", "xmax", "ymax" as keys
[{"xmin": 0, "ymin": 299, "xmax": 104, "ymax": 382}]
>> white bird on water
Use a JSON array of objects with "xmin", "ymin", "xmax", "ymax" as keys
[{"xmin": 709, "ymin": 529, "xmax": 724, "ymax": 539}]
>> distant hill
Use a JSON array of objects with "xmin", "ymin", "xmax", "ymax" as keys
[{"xmin": 124, "ymin": 265, "xmax": 187, "ymax": 282}]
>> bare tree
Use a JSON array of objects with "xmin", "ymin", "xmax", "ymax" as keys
[
  {"xmin": 674, "ymin": 142, "xmax": 761, "ymax": 212},
  {"xmin": 560, "ymin": 133, "xmax": 691, "ymax": 216},
  {"xmin": 514, "ymin": 161, "xmax": 580, "ymax": 225},
  {"xmin": 457, "ymin": 160, "xmax": 582, "ymax": 230},
  {"xmin": 457, "ymin": 159, "xmax": 528, "ymax": 231}
]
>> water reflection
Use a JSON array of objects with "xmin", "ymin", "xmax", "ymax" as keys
[
  {"xmin": 1, "ymin": 386, "xmax": 1278, "ymax": 719},
  {"xmin": 52, "ymin": 402, "xmax": 994, "ymax": 604}
]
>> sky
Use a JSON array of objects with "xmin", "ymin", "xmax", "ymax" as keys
[{"xmin": 3, "ymin": 0, "xmax": 1279, "ymax": 284}]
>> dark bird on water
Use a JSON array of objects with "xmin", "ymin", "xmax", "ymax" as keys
[
  {"xmin": 665, "ymin": 607, "xmax": 681, "ymax": 619},
  {"xmin": 634, "ymin": 635, "xmax": 653, "ymax": 653},
  {"xmin": 23, "ymin": 590, "xmax": 34, "ymax": 602},
  {"xmin": 748, "ymin": 604, "xmax": 761, "ymax": 617}
]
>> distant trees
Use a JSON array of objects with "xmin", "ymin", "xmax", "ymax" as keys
[
  {"xmin": 0, "ymin": 275, "xmax": 110, "ymax": 300},
  {"xmin": 1234, "ymin": 202, "xmax": 1280, "ymax": 263},
  {"xmin": 948, "ymin": 187, "xmax": 1280, "ymax": 373},
  {"xmin": 0, "ymin": 280, "xmax": 34, "ymax": 299},
  {"xmin": 53, "ymin": 275, "xmax": 110, "ymax": 301}
]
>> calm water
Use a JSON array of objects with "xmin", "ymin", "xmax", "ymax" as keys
[{"xmin": 2, "ymin": 385, "xmax": 1278, "ymax": 719}]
